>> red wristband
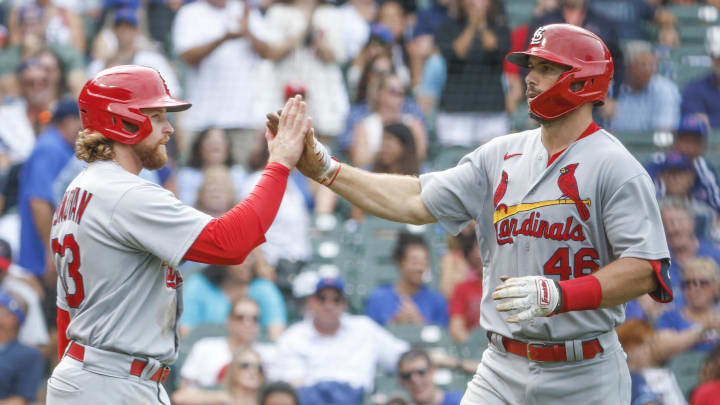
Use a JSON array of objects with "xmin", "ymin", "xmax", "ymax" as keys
[{"xmin": 558, "ymin": 275, "xmax": 602, "ymax": 313}]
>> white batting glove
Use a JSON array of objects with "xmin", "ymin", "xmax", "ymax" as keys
[{"xmin": 492, "ymin": 276, "xmax": 562, "ymax": 323}]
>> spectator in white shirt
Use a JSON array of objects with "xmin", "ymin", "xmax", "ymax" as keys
[
  {"xmin": 176, "ymin": 296, "xmax": 277, "ymax": 389},
  {"xmin": 173, "ymin": 0, "xmax": 270, "ymax": 164},
  {"xmin": 273, "ymin": 276, "xmax": 409, "ymax": 405}
]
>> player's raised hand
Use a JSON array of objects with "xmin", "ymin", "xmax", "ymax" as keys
[
  {"xmin": 266, "ymin": 95, "xmax": 312, "ymax": 170},
  {"xmin": 492, "ymin": 276, "xmax": 561, "ymax": 323},
  {"xmin": 265, "ymin": 109, "xmax": 341, "ymax": 186}
]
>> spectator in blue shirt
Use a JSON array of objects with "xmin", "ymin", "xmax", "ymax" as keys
[
  {"xmin": 660, "ymin": 203, "xmax": 720, "ymax": 308},
  {"xmin": 0, "ymin": 289, "xmax": 44, "ymax": 404},
  {"xmin": 17, "ymin": 98, "xmax": 80, "ymax": 277},
  {"xmin": 654, "ymin": 258, "xmax": 720, "ymax": 361},
  {"xmin": 397, "ymin": 348, "xmax": 463, "ymax": 405},
  {"xmin": 647, "ymin": 115, "xmax": 720, "ymax": 219},
  {"xmin": 365, "ymin": 232, "xmax": 448, "ymax": 327},
  {"xmin": 681, "ymin": 26, "xmax": 720, "ymax": 129},
  {"xmin": 609, "ymin": 40, "xmax": 680, "ymax": 133},
  {"xmin": 181, "ymin": 249, "xmax": 287, "ymax": 340}
]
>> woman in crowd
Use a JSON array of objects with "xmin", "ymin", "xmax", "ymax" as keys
[{"xmin": 178, "ymin": 128, "xmax": 248, "ymax": 206}]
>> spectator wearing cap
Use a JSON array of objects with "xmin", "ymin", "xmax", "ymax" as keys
[
  {"xmin": 88, "ymin": 8, "xmax": 181, "ymax": 99},
  {"xmin": 608, "ymin": 40, "xmax": 680, "ymax": 133},
  {"xmin": 0, "ymin": 290, "xmax": 44, "ymax": 404},
  {"xmin": 681, "ymin": 26, "xmax": 720, "ymax": 129},
  {"xmin": 0, "ymin": 4, "xmax": 85, "ymax": 99},
  {"xmin": 17, "ymin": 98, "xmax": 80, "ymax": 278},
  {"xmin": 365, "ymin": 232, "xmax": 448, "ymax": 328},
  {"xmin": 273, "ymin": 276, "xmax": 409, "ymax": 405},
  {"xmin": 648, "ymin": 115, "xmax": 720, "ymax": 225}
]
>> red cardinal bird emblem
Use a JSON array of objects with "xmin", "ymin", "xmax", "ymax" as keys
[
  {"xmin": 494, "ymin": 171, "xmax": 509, "ymax": 211},
  {"xmin": 557, "ymin": 163, "xmax": 590, "ymax": 221}
]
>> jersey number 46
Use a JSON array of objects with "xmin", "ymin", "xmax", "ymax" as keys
[
  {"xmin": 544, "ymin": 247, "xmax": 599, "ymax": 280},
  {"xmin": 51, "ymin": 234, "xmax": 85, "ymax": 308}
]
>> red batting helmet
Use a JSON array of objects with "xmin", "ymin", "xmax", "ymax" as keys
[
  {"xmin": 506, "ymin": 24, "xmax": 614, "ymax": 120},
  {"xmin": 78, "ymin": 65, "xmax": 191, "ymax": 145}
]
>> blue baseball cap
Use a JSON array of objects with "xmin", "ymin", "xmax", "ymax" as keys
[
  {"xmin": 676, "ymin": 114, "xmax": 710, "ymax": 138},
  {"xmin": 114, "ymin": 8, "xmax": 138, "ymax": 27},
  {"xmin": 315, "ymin": 276, "xmax": 345, "ymax": 295},
  {"xmin": 52, "ymin": 98, "xmax": 80, "ymax": 122},
  {"xmin": 370, "ymin": 23, "xmax": 394, "ymax": 45},
  {"xmin": 0, "ymin": 290, "xmax": 25, "ymax": 325},
  {"xmin": 658, "ymin": 150, "xmax": 694, "ymax": 172}
]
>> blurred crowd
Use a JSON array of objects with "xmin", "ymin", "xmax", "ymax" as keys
[{"xmin": 1, "ymin": 0, "xmax": 720, "ymax": 404}]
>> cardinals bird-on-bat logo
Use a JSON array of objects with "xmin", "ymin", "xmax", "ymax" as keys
[{"xmin": 557, "ymin": 163, "xmax": 590, "ymax": 221}]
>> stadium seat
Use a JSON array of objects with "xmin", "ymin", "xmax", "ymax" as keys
[
  {"xmin": 667, "ymin": 350, "xmax": 707, "ymax": 398},
  {"xmin": 173, "ymin": 323, "xmax": 228, "ymax": 386}
]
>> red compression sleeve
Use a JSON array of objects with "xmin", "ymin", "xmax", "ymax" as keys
[
  {"xmin": 183, "ymin": 163, "xmax": 290, "ymax": 265},
  {"xmin": 557, "ymin": 275, "xmax": 603, "ymax": 313},
  {"xmin": 57, "ymin": 308, "xmax": 70, "ymax": 361}
]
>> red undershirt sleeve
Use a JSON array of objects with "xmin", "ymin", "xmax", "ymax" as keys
[
  {"xmin": 183, "ymin": 162, "xmax": 290, "ymax": 265},
  {"xmin": 57, "ymin": 308, "xmax": 70, "ymax": 361}
]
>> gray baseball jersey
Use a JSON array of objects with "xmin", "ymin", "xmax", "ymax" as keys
[
  {"xmin": 51, "ymin": 160, "xmax": 212, "ymax": 363},
  {"xmin": 421, "ymin": 126, "xmax": 670, "ymax": 341}
]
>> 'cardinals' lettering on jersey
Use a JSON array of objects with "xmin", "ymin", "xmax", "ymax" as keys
[
  {"xmin": 51, "ymin": 161, "xmax": 212, "ymax": 363},
  {"xmin": 420, "ymin": 126, "xmax": 669, "ymax": 341}
]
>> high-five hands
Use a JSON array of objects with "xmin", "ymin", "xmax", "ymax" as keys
[
  {"xmin": 266, "ymin": 109, "xmax": 341, "ymax": 186},
  {"xmin": 266, "ymin": 95, "xmax": 312, "ymax": 170},
  {"xmin": 492, "ymin": 276, "xmax": 561, "ymax": 323}
]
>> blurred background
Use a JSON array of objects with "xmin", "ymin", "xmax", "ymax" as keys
[{"xmin": 1, "ymin": 0, "xmax": 720, "ymax": 404}]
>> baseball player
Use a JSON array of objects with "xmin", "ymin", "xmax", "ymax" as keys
[
  {"xmin": 267, "ymin": 24, "xmax": 673, "ymax": 404},
  {"xmin": 46, "ymin": 65, "xmax": 311, "ymax": 404}
]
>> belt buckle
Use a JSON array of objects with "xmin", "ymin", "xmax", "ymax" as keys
[{"xmin": 526, "ymin": 341, "xmax": 547, "ymax": 362}]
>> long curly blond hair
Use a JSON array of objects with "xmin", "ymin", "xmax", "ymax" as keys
[{"xmin": 75, "ymin": 129, "xmax": 114, "ymax": 163}]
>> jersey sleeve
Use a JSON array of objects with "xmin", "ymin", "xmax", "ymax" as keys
[
  {"xmin": 602, "ymin": 172, "xmax": 673, "ymax": 302},
  {"xmin": 109, "ymin": 184, "xmax": 212, "ymax": 268},
  {"xmin": 420, "ymin": 151, "xmax": 490, "ymax": 236},
  {"xmin": 603, "ymin": 173, "xmax": 670, "ymax": 261}
]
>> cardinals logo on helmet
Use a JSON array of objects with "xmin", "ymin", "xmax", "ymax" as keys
[
  {"xmin": 530, "ymin": 27, "xmax": 546, "ymax": 45},
  {"xmin": 557, "ymin": 163, "xmax": 590, "ymax": 221}
]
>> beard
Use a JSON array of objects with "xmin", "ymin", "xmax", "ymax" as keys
[{"xmin": 133, "ymin": 139, "xmax": 168, "ymax": 170}]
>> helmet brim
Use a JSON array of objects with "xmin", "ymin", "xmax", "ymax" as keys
[
  {"xmin": 505, "ymin": 49, "xmax": 572, "ymax": 70},
  {"xmin": 143, "ymin": 96, "xmax": 192, "ymax": 113}
]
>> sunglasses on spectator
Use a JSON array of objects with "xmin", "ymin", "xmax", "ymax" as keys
[
  {"xmin": 682, "ymin": 279, "xmax": 712, "ymax": 288},
  {"xmin": 384, "ymin": 87, "xmax": 405, "ymax": 96},
  {"xmin": 232, "ymin": 313, "xmax": 259, "ymax": 322},
  {"xmin": 400, "ymin": 368, "xmax": 428, "ymax": 381},
  {"xmin": 237, "ymin": 362, "xmax": 264, "ymax": 373}
]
